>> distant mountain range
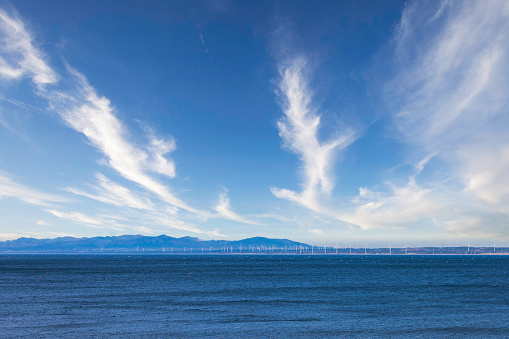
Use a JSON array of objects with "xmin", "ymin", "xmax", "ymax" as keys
[
  {"xmin": 0, "ymin": 235, "xmax": 507, "ymax": 254},
  {"xmin": 0, "ymin": 235, "xmax": 309, "ymax": 253}
]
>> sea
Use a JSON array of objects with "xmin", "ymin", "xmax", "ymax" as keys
[{"xmin": 1, "ymin": 254, "xmax": 508, "ymax": 338}]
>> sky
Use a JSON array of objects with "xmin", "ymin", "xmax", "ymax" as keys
[{"xmin": 0, "ymin": 0, "xmax": 508, "ymax": 247}]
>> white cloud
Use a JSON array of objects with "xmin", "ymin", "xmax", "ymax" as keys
[
  {"xmin": 46, "ymin": 66, "xmax": 206, "ymax": 215},
  {"xmin": 380, "ymin": 0, "xmax": 509, "ymax": 237},
  {"xmin": 254, "ymin": 213, "xmax": 299, "ymax": 224},
  {"xmin": 0, "ymin": 233, "xmax": 20, "ymax": 240},
  {"xmin": 146, "ymin": 133, "xmax": 176, "ymax": 178},
  {"xmin": 47, "ymin": 206, "xmax": 219, "ymax": 236},
  {"xmin": 0, "ymin": 171, "xmax": 66, "ymax": 206},
  {"xmin": 462, "ymin": 145, "xmax": 509, "ymax": 208},
  {"xmin": 0, "ymin": 9, "xmax": 57, "ymax": 86},
  {"xmin": 342, "ymin": 178, "xmax": 443, "ymax": 230},
  {"xmin": 391, "ymin": 0, "xmax": 509, "ymax": 152},
  {"xmin": 214, "ymin": 189, "xmax": 259, "ymax": 225},
  {"xmin": 153, "ymin": 214, "xmax": 221, "ymax": 236},
  {"xmin": 272, "ymin": 57, "xmax": 356, "ymax": 211},
  {"xmin": 66, "ymin": 173, "xmax": 153, "ymax": 210},
  {"xmin": 198, "ymin": 32, "xmax": 209, "ymax": 53},
  {"xmin": 47, "ymin": 209, "xmax": 107, "ymax": 227}
]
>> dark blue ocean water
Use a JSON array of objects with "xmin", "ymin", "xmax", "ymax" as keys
[{"xmin": 1, "ymin": 255, "xmax": 508, "ymax": 338}]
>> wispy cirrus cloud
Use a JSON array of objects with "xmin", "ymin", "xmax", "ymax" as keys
[
  {"xmin": 66, "ymin": 173, "xmax": 154, "ymax": 210},
  {"xmin": 47, "ymin": 209, "xmax": 108, "ymax": 228},
  {"xmin": 47, "ymin": 204, "xmax": 219, "ymax": 236},
  {"xmin": 0, "ymin": 9, "xmax": 57, "ymax": 86},
  {"xmin": 0, "ymin": 171, "xmax": 66, "ymax": 206},
  {"xmin": 214, "ymin": 189, "xmax": 259, "ymax": 225},
  {"xmin": 349, "ymin": 0, "xmax": 509, "ymax": 237},
  {"xmin": 48, "ymin": 67, "xmax": 205, "ymax": 215},
  {"xmin": 271, "ymin": 57, "xmax": 356, "ymax": 212},
  {"xmin": 153, "ymin": 214, "xmax": 223, "ymax": 236}
]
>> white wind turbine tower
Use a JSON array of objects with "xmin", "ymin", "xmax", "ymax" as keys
[
  {"xmin": 493, "ymin": 242, "xmax": 496, "ymax": 253},
  {"xmin": 388, "ymin": 243, "xmax": 392, "ymax": 255},
  {"xmin": 364, "ymin": 243, "xmax": 368, "ymax": 255},
  {"xmin": 467, "ymin": 241, "xmax": 470, "ymax": 254},
  {"xmin": 404, "ymin": 242, "xmax": 408, "ymax": 255}
]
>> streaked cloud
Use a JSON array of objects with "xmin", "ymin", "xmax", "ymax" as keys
[
  {"xmin": 358, "ymin": 0, "xmax": 509, "ymax": 237},
  {"xmin": 47, "ymin": 209, "xmax": 107, "ymax": 228},
  {"xmin": 152, "ymin": 214, "xmax": 219, "ymax": 235},
  {"xmin": 0, "ymin": 171, "xmax": 66, "ymax": 206},
  {"xmin": 271, "ymin": 57, "xmax": 356, "ymax": 211},
  {"xmin": 48, "ymin": 67, "xmax": 205, "ymax": 214},
  {"xmin": 66, "ymin": 173, "xmax": 153, "ymax": 210},
  {"xmin": 0, "ymin": 9, "xmax": 57, "ymax": 86},
  {"xmin": 214, "ymin": 189, "xmax": 259, "ymax": 225}
]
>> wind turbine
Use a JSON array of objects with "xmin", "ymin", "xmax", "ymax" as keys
[
  {"xmin": 467, "ymin": 241, "xmax": 470, "ymax": 253},
  {"xmin": 364, "ymin": 243, "xmax": 368, "ymax": 255},
  {"xmin": 388, "ymin": 243, "xmax": 392, "ymax": 255},
  {"xmin": 404, "ymin": 242, "xmax": 408, "ymax": 255}
]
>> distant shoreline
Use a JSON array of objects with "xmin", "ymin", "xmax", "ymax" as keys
[{"xmin": 1, "ymin": 252, "xmax": 508, "ymax": 256}]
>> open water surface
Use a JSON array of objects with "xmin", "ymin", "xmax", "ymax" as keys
[{"xmin": 1, "ymin": 255, "xmax": 508, "ymax": 337}]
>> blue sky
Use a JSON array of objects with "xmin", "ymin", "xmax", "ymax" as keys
[{"xmin": 0, "ymin": 0, "xmax": 508, "ymax": 246}]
